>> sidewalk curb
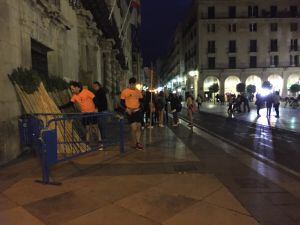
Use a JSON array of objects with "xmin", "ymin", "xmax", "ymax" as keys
[{"xmin": 178, "ymin": 115, "xmax": 300, "ymax": 180}]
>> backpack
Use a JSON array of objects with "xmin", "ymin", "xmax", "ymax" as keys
[{"xmin": 176, "ymin": 102, "xmax": 182, "ymax": 112}]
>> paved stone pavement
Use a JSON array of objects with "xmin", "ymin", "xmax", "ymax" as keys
[
  {"xmin": 197, "ymin": 102, "xmax": 300, "ymax": 132},
  {"xmin": 0, "ymin": 125, "xmax": 300, "ymax": 225}
]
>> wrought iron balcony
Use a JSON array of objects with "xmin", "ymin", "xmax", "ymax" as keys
[
  {"xmin": 69, "ymin": 0, "xmax": 82, "ymax": 9},
  {"xmin": 81, "ymin": 0, "xmax": 128, "ymax": 69}
]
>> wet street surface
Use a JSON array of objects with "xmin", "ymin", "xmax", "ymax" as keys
[
  {"xmin": 198, "ymin": 102, "xmax": 300, "ymax": 132},
  {"xmin": 168, "ymin": 122, "xmax": 300, "ymax": 225},
  {"xmin": 179, "ymin": 110, "xmax": 300, "ymax": 174}
]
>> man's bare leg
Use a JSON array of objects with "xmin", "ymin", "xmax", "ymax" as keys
[
  {"xmin": 135, "ymin": 122, "xmax": 142, "ymax": 144},
  {"xmin": 131, "ymin": 123, "xmax": 138, "ymax": 145},
  {"xmin": 86, "ymin": 125, "xmax": 91, "ymax": 143}
]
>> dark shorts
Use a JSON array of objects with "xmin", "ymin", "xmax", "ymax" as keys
[
  {"xmin": 82, "ymin": 114, "xmax": 98, "ymax": 126},
  {"xmin": 127, "ymin": 110, "xmax": 143, "ymax": 124}
]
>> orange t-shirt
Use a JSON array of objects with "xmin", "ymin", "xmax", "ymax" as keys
[
  {"xmin": 121, "ymin": 88, "xmax": 143, "ymax": 109},
  {"xmin": 71, "ymin": 89, "xmax": 96, "ymax": 113}
]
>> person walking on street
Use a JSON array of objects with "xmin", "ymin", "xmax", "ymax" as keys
[
  {"xmin": 143, "ymin": 91, "xmax": 151, "ymax": 127},
  {"xmin": 92, "ymin": 82, "xmax": 108, "ymax": 112},
  {"xmin": 149, "ymin": 94, "xmax": 156, "ymax": 127},
  {"xmin": 255, "ymin": 93, "xmax": 263, "ymax": 117},
  {"xmin": 186, "ymin": 93, "xmax": 196, "ymax": 127},
  {"xmin": 242, "ymin": 93, "xmax": 250, "ymax": 113},
  {"xmin": 113, "ymin": 91, "xmax": 122, "ymax": 113},
  {"xmin": 165, "ymin": 93, "xmax": 169, "ymax": 124},
  {"xmin": 170, "ymin": 93, "xmax": 181, "ymax": 126},
  {"xmin": 273, "ymin": 91, "xmax": 280, "ymax": 118},
  {"xmin": 266, "ymin": 93, "xmax": 273, "ymax": 117},
  {"xmin": 156, "ymin": 91, "xmax": 166, "ymax": 127},
  {"xmin": 140, "ymin": 90, "xmax": 146, "ymax": 129},
  {"xmin": 196, "ymin": 94, "xmax": 202, "ymax": 110},
  {"xmin": 227, "ymin": 94, "xmax": 235, "ymax": 113},
  {"xmin": 120, "ymin": 77, "xmax": 144, "ymax": 150},
  {"xmin": 92, "ymin": 82, "xmax": 108, "ymax": 139}
]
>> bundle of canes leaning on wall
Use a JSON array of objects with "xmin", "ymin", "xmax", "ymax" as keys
[{"xmin": 8, "ymin": 68, "xmax": 87, "ymax": 157}]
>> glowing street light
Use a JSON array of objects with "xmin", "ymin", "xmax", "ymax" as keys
[
  {"xmin": 177, "ymin": 77, "xmax": 183, "ymax": 83},
  {"xmin": 188, "ymin": 70, "xmax": 199, "ymax": 77},
  {"xmin": 136, "ymin": 83, "xmax": 142, "ymax": 90}
]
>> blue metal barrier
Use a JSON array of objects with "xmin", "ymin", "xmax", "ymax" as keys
[
  {"xmin": 18, "ymin": 115, "xmax": 44, "ymax": 154},
  {"xmin": 20, "ymin": 112, "xmax": 126, "ymax": 185}
]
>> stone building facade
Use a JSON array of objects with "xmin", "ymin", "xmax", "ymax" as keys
[
  {"xmin": 159, "ymin": 0, "xmax": 300, "ymax": 99},
  {"xmin": 0, "ymin": 0, "xmax": 142, "ymax": 165}
]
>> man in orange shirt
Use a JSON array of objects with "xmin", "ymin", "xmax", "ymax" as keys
[
  {"xmin": 59, "ymin": 81, "xmax": 102, "ymax": 149},
  {"xmin": 121, "ymin": 77, "xmax": 144, "ymax": 150}
]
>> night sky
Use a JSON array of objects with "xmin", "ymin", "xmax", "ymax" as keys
[{"xmin": 141, "ymin": 0, "xmax": 193, "ymax": 66}]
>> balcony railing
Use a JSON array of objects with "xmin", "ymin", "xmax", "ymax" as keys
[
  {"xmin": 201, "ymin": 10, "xmax": 300, "ymax": 19},
  {"xmin": 207, "ymin": 48, "xmax": 216, "ymax": 54},
  {"xmin": 270, "ymin": 47, "xmax": 278, "ymax": 52},
  {"xmin": 290, "ymin": 46, "xmax": 299, "ymax": 51},
  {"xmin": 228, "ymin": 48, "xmax": 236, "ymax": 53},
  {"xmin": 69, "ymin": 0, "xmax": 82, "ymax": 8},
  {"xmin": 249, "ymin": 47, "xmax": 258, "ymax": 52}
]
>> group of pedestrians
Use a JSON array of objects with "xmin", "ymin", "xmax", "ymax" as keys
[
  {"xmin": 59, "ymin": 81, "xmax": 108, "ymax": 150},
  {"xmin": 227, "ymin": 93, "xmax": 250, "ymax": 114},
  {"xmin": 138, "ymin": 90, "xmax": 183, "ymax": 128},
  {"xmin": 255, "ymin": 91, "xmax": 281, "ymax": 118}
]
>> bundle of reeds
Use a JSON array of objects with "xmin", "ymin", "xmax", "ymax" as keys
[{"xmin": 9, "ymin": 68, "xmax": 86, "ymax": 157}]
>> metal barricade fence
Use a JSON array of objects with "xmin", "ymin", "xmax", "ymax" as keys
[{"xmin": 20, "ymin": 112, "xmax": 126, "ymax": 185}]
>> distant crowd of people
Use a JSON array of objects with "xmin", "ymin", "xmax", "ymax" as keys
[
  {"xmin": 255, "ymin": 92, "xmax": 281, "ymax": 118},
  {"xmin": 198, "ymin": 91, "xmax": 285, "ymax": 118}
]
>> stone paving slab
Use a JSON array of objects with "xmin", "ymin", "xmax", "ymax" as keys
[
  {"xmin": 0, "ymin": 126, "xmax": 271, "ymax": 225},
  {"xmin": 163, "ymin": 201, "xmax": 259, "ymax": 225}
]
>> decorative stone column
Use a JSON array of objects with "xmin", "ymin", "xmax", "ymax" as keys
[
  {"xmin": 100, "ymin": 39, "xmax": 114, "ymax": 93},
  {"xmin": 219, "ymin": 75, "xmax": 225, "ymax": 95},
  {"xmin": 76, "ymin": 8, "xmax": 100, "ymax": 85},
  {"xmin": 282, "ymin": 70, "xmax": 289, "ymax": 97},
  {"xmin": 111, "ymin": 49, "xmax": 119, "ymax": 95},
  {"xmin": 116, "ymin": 63, "xmax": 122, "ymax": 93},
  {"xmin": 100, "ymin": 39, "xmax": 115, "ymax": 110}
]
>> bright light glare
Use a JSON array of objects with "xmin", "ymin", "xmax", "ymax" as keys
[
  {"xmin": 291, "ymin": 117, "xmax": 296, "ymax": 123},
  {"xmin": 136, "ymin": 84, "xmax": 142, "ymax": 90},
  {"xmin": 260, "ymin": 88, "xmax": 272, "ymax": 97},
  {"xmin": 177, "ymin": 88, "xmax": 182, "ymax": 92},
  {"xmin": 189, "ymin": 70, "xmax": 199, "ymax": 77},
  {"xmin": 177, "ymin": 77, "xmax": 183, "ymax": 83},
  {"xmin": 157, "ymin": 87, "xmax": 163, "ymax": 92}
]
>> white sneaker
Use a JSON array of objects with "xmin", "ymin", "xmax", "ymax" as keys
[
  {"xmin": 98, "ymin": 144, "xmax": 104, "ymax": 151},
  {"xmin": 159, "ymin": 124, "xmax": 165, "ymax": 127}
]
